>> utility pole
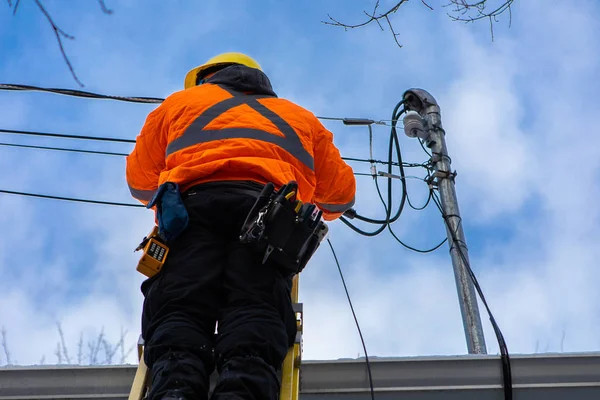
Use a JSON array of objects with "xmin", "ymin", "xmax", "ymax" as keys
[{"xmin": 402, "ymin": 89, "xmax": 487, "ymax": 354}]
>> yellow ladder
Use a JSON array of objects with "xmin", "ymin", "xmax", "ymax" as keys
[
  {"xmin": 279, "ymin": 275, "xmax": 302, "ymax": 400},
  {"xmin": 128, "ymin": 275, "xmax": 303, "ymax": 400}
]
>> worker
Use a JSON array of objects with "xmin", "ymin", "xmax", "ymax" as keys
[{"xmin": 126, "ymin": 52, "xmax": 356, "ymax": 400}]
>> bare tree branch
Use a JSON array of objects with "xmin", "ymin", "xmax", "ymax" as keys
[
  {"xmin": 323, "ymin": 0, "xmax": 410, "ymax": 47},
  {"xmin": 421, "ymin": 0, "xmax": 434, "ymax": 11},
  {"xmin": 98, "ymin": 0, "xmax": 113, "ymax": 14},
  {"xmin": 1, "ymin": 327, "xmax": 11, "ymax": 365},
  {"xmin": 54, "ymin": 342, "xmax": 62, "ymax": 364},
  {"xmin": 6, "ymin": 0, "xmax": 114, "ymax": 86},
  {"xmin": 77, "ymin": 332, "xmax": 83, "ymax": 365},
  {"xmin": 102, "ymin": 339, "xmax": 113, "ymax": 364},
  {"xmin": 445, "ymin": 0, "xmax": 514, "ymax": 41},
  {"xmin": 11, "ymin": 0, "xmax": 20, "ymax": 15},
  {"xmin": 87, "ymin": 340, "xmax": 95, "ymax": 364},
  {"xmin": 91, "ymin": 327, "xmax": 105, "ymax": 365},
  {"xmin": 31, "ymin": 0, "xmax": 83, "ymax": 86},
  {"xmin": 323, "ymin": 0, "xmax": 514, "ymax": 47},
  {"xmin": 56, "ymin": 322, "xmax": 72, "ymax": 364}
]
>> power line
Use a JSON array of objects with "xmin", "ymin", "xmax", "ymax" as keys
[
  {"xmin": 0, "ymin": 128, "xmax": 136, "ymax": 144},
  {"xmin": 0, "ymin": 189, "xmax": 144, "ymax": 208},
  {"xmin": 327, "ymin": 239, "xmax": 375, "ymax": 400},
  {"xmin": 430, "ymin": 191, "xmax": 512, "ymax": 399},
  {"xmin": 0, "ymin": 83, "xmax": 391, "ymax": 126},
  {"xmin": 0, "ymin": 128, "xmax": 428, "ymax": 169},
  {"xmin": 0, "ymin": 84, "xmax": 163, "ymax": 104},
  {"xmin": 0, "ymin": 142, "xmax": 128, "ymax": 157}
]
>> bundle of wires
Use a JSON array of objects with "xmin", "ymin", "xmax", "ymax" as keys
[{"xmin": 339, "ymin": 101, "xmax": 447, "ymax": 253}]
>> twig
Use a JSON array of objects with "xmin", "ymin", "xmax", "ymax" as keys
[
  {"xmin": 32, "ymin": 0, "xmax": 83, "ymax": 86},
  {"xmin": 118, "ymin": 327, "xmax": 129, "ymax": 364},
  {"xmin": 56, "ymin": 322, "xmax": 72, "ymax": 364},
  {"xmin": 123, "ymin": 343, "xmax": 136, "ymax": 363},
  {"xmin": 1, "ymin": 327, "xmax": 11, "ymax": 365},
  {"xmin": 11, "ymin": 0, "xmax": 20, "ymax": 14},
  {"xmin": 97, "ymin": 0, "xmax": 113, "ymax": 14},
  {"xmin": 91, "ymin": 327, "xmax": 105, "ymax": 365},
  {"xmin": 55, "ymin": 342, "xmax": 62, "ymax": 364},
  {"xmin": 77, "ymin": 333, "xmax": 83, "ymax": 365},
  {"xmin": 322, "ymin": 0, "xmax": 410, "ymax": 47},
  {"xmin": 445, "ymin": 0, "xmax": 514, "ymax": 41},
  {"xmin": 102, "ymin": 339, "xmax": 113, "ymax": 364},
  {"xmin": 323, "ymin": 0, "xmax": 513, "ymax": 47},
  {"xmin": 87, "ymin": 341, "xmax": 95, "ymax": 364},
  {"xmin": 421, "ymin": 0, "xmax": 434, "ymax": 11}
]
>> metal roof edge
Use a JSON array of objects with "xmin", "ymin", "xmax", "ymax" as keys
[{"xmin": 1, "ymin": 353, "xmax": 599, "ymax": 399}]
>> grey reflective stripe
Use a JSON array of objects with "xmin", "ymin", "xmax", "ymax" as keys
[
  {"xmin": 316, "ymin": 197, "xmax": 356, "ymax": 213},
  {"xmin": 128, "ymin": 186, "xmax": 156, "ymax": 202},
  {"xmin": 166, "ymin": 93, "xmax": 314, "ymax": 170}
]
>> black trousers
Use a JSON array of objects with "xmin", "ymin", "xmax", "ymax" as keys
[{"xmin": 141, "ymin": 183, "xmax": 297, "ymax": 400}]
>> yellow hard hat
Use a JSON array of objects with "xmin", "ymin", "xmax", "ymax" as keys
[{"xmin": 184, "ymin": 52, "xmax": 262, "ymax": 89}]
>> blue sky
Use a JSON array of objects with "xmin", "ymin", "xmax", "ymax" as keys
[{"xmin": 1, "ymin": 0, "xmax": 600, "ymax": 365}]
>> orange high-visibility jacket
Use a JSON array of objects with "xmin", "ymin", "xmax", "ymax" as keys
[{"xmin": 126, "ymin": 65, "xmax": 355, "ymax": 221}]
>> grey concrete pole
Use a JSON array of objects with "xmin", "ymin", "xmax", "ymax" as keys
[{"xmin": 402, "ymin": 89, "xmax": 487, "ymax": 354}]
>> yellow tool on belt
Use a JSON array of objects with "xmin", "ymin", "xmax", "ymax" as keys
[{"xmin": 135, "ymin": 226, "xmax": 169, "ymax": 278}]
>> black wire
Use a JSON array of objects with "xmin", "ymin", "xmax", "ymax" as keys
[
  {"xmin": 419, "ymin": 138, "xmax": 432, "ymax": 157},
  {"xmin": 430, "ymin": 191, "xmax": 512, "ymax": 399},
  {"xmin": 339, "ymin": 103, "xmax": 405, "ymax": 234},
  {"xmin": 406, "ymin": 188, "xmax": 433, "ymax": 211},
  {"xmin": 0, "ymin": 189, "xmax": 144, "ymax": 208},
  {"xmin": 374, "ymin": 178, "xmax": 447, "ymax": 253},
  {"xmin": 0, "ymin": 128, "xmax": 136, "ymax": 143},
  {"xmin": 327, "ymin": 239, "xmax": 375, "ymax": 400},
  {"xmin": 342, "ymin": 156, "xmax": 423, "ymax": 169},
  {"xmin": 0, "ymin": 83, "xmax": 164, "ymax": 104},
  {"xmin": 0, "ymin": 142, "xmax": 383, "ymax": 179},
  {"xmin": 0, "ymin": 128, "xmax": 427, "ymax": 172},
  {"xmin": 0, "ymin": 142, "xmax": 128, "ymax": 157},
  {"xmin": 0, "ymin": 84, "xmax": 389, "ymax": 126}
]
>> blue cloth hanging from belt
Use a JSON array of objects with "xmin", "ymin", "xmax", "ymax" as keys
[{"xmin": 147, "ymin": 182, "xmax": 189, "ymax": 242}]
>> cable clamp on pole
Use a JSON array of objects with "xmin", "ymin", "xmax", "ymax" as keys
[{"xmin": 433, "ymin": 169, "xmax": 457, "ymax": 182}]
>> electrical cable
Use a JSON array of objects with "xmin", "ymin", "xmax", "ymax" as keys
[
  {"xmin": 327, "ymin": 239, "xmax": 375, "ymax": 400},
  {"xmin": 430, "ymin": 191, "xmax": 512, "ymax": 400},
  {"xmin": 405, "ymin": 107, "xmax": 512, "ymax": 396},
  {"xmin": 339, "ymin": 102, "xmax": 411, "ymax": 240},
  {"xmin": 406, "ymin": 189, "xmax": 433, "ymax": 211},
  {"xmin": 0, "ymin": 128, "xmax": 425, "ymax": 169},
  {"xmin": 0, "ymin": 83, "xmax": 164, "ymax": 104},
  {"xmin": 374, "ymin": 177, "xmax": 447, "ymax": 253},
  {"xmin": 342, "ymin": 157, "xmax": 425, "ymax": 169},
  {"xmin": 0, "ymin": 83, "xmax": 390, "ymax": 126},
  {"xmin": 0, "ymin": 189, "xmax": 144, "ymax": 208},
  {"xmin": 418, "ymin": 138, "xmax": 432, "ymax": 157},
  {"xmin": 0, "ymin": 142, "xmax": 128, "ymax": 157},
  {"xmin": 0, "ymin": 141, "xmax": 388, "ymax": 179},
  {"xmin": 0, "ymin": 128, "xmax": 136, "ymax": 143},
  {"xmin": 337, "ymin": 101, "xmax": 448, "ymax": 253}
]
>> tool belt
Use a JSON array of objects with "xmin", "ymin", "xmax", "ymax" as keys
[{"xmin": 240, "ymin": 181, "xmax": 328, "ymax": 276}]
